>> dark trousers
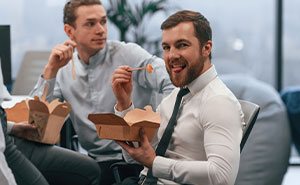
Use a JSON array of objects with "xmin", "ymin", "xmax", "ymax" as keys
[
  {"xmin": 1, "ymin": 107, "xmax": 101, "ymax": 185},
  {"xmin": 116, "ymin": 176, "xmax": 139, "ymax": 185},
  {"xmin": 15, "ymin": 138, "xmax": 100, "ymax": 185},
  {"xmin": 113, "ymin": 175, "xmax": 158, "ymax": 185},
  {"xmin": 98, "ymin": 160, "xmax": 143, "ymax": 185},
  {"xmin": 1, "ymin": 107, "xmax": 48, "ymax": 185}
]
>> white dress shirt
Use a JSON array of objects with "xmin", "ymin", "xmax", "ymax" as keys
[{"xmin": 118, "ymin": 65, "xmax": 244, "ymax": 185}]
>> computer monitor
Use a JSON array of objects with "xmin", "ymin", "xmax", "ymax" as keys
[{"xmin": 0, "ymin": 25, "xmax": 12, "ymax": 86}]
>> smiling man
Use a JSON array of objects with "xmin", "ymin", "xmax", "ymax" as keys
[
  {"xmin": 30, "ymin": 0, "xmax": 173, "ymax": 184},
  {"xmin": 161, "ymin": 22, "xmax": 211, "ymax": 88},
  {"xmin": 112, "ymin": 10, "xmax": 244, "ymax": 185}
]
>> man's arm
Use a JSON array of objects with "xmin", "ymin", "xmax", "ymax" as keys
[
  {"xmin": 111, "ymin": 66, "xmax": 133, "ymax": 111},
  {"xmin": 29, "ymin": 40, "xmax": 76, "ymax": 101},
  {"xmin": 42, "ymin": 40, "xmax": 76, "ymax": 79},
  {"xmin": 118, "ymin": 43, "xmax": 174, "ymax": 98},
  {"xmin": 112, "ymin": 65, "xmax": 157, "ymax": 166}
]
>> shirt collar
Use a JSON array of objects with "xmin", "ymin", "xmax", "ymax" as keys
[
  {"xmin": 186, "ymin": 65, "xmax": 217, "ymax": 96},
  {"xmin": 78, "ymin": 44, "xmax": 108, "ymax": 67}
]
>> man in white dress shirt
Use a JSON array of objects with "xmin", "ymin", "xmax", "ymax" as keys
[{"xmin": 111, "ymin": 10, "xmax": 244, "ymax": 185}]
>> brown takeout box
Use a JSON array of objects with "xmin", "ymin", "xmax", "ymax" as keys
[
  {"xmin": 5, "ymin": 96, "xmax": 71, "ymax": 144},
  {"xmin": 88, "ymin": 105, "xmax": 161, "ymax": 142}
]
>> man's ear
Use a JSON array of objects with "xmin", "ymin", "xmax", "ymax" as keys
[
  {"xmin": 201, "ymin": 40, "xmax": 212, "ymax": 57},
  {"xmin": 64, "ymin": 24, "xmax": 75, "ymax": 40}
]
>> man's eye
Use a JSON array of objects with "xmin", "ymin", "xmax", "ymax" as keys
[
  {"xmin": 162, "ymin": 46, "xmax": 170, "ymax": 50},
  {"xmin": 178, "ymin": 43, "xmax": 188, "ymax": 48},
  {"xmin": 87, "ymin": 22, "xmax": 95, "ymax": 27},
  {"xmin": 100, "ymin": 19, "xmax": 107, "ymax": 25}
]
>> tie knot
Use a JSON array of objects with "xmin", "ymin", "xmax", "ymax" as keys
[{"xmin": 178, "ymin": 88, "xmax": 190, "ymax": 98}]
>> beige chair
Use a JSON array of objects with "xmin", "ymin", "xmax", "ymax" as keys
[
  {"xmin": 239, "ymin": 100, "xmax": 260, "ymax": 152},
  {"xmin": 12, "ymin": 50, "xmax": 51, "ymax": 95}
]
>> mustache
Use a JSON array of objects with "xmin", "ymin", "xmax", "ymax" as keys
[{"xmin": 168, "ymin": 58, "xmax": 187, "ymax": 65}]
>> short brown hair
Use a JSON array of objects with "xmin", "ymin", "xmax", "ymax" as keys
[
  {"xmin": 161, "ymin": 10, "xmax": 212, "ymax": 59},
  {"xmin": 63, "ymin": 0, "xmax": 102, "ymax": 27}
]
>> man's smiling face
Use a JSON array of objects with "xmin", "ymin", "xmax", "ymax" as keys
[{"xmin": 162, "ymin": 21, "xmax": 206, "ymax": 87}]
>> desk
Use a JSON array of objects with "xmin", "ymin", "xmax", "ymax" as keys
[{"xmin": 1, "ymin": 96, "xmax": 29, "ymax": 108}]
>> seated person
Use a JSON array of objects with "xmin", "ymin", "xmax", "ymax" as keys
[
  {"xmin": 30, "ymin": 0, "xmax": 174, "ymax": 184},
  {"xmin": 111, "ymin": 10, "xmax": 244, "ymax": 185},
  {"xmin": 0, "ymin": 62, "xmax": 100, "ymax": 185}
]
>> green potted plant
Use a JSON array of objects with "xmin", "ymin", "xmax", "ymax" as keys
[{"xmin": 106, "ymin": 0, "xmax": 175, "ymax": 56}]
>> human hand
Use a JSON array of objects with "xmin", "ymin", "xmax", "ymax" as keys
[
  {"xmin": 111, "ymin": 66, "xmax": 133, "ymax": 111},
  {"xmin": 10, "ymin": 122, "xmax": 37, "ymax": 138},
  {"xmin": 43, "ymin": 40, "xmax": 77, "ymax": 79},
  {"xmin": 116, "ymin": 128, "xmax": 156, "ymax": 169}
]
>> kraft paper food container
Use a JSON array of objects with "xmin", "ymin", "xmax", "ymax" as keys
[
  {"xmin": 5, "ymin": 96, "xmax": 71, "ymax": 144},
  {"xmin": 88, "ymin": 105, "xmax": 161, "ymax": 142}
]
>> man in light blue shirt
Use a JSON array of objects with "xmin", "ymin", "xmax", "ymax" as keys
[{"xmin": 30, "ymin": 0, "xmax": 174, "ymax": 184}]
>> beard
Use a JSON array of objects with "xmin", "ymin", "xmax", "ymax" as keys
[{"xmin": 167, "ymin": 57, "xmax": 205, "ymax": 88}]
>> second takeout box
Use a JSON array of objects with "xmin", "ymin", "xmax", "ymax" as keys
[
  {"xmin": 88, "ymin": 105, "xmax": 161, "ymax": 142},
  {"xmin": 5, "ymin": 97, "xmax": 71, "ymax": 144}
]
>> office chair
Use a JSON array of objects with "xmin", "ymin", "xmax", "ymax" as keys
[
  {"xmin": 239, "ymin": 100, "xmax": 260, "ymax": 152},
  {"xmin": 11, "ymin": 50, "xmax": 51, "ymax": 95}
]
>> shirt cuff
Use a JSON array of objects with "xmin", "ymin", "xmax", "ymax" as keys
[
  {"xmin": 41, "ymin": 75, "xmax": 56, "ymax": 86},
  {"xmin": 6, "ymin": 121, "xmax": 15, "ymax": 134},
  {"xmin": 30, "ymin": 75, "xmax": 56, "ymax": 98},
  {"xmin": 114, "ymin": 103, "xmax": 134, "ymax": 118},
  {"xmin": 152, "ymin": 156, "xmax": 176, "ymax": 180}
]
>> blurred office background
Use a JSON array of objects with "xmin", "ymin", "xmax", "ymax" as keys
[
  {"xmin": 1, "ymin": 0, "xmax": 300, "ymax": 89},
  {"xmin": 1, "ymin": 0, "xmax": 300, "ymax": 184}
]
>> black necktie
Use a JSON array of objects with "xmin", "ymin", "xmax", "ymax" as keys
[
  {"xmin": 155, "ymin": 87, "xmax": 190, "ymax": 156},
  {"xmin": 141, "ymin": 88, "xmax": 190, "ymax": 185}
]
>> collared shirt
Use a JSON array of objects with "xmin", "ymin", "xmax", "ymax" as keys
[
  {"xmin": 118, "ymin": 66, "xmax": 244, "ymax": 185},
  {"xmin": 30, "ymin": 40, "xmax": 174, "ymax": 161}
]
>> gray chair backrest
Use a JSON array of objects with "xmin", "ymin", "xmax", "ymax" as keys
[
  {"xmin": 239, "ymin": 100, "xmax": 260, "ymax": 152},
  {"xmin": 12, "ymin": 51, "xmax": 51, "ymax": 95}
]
